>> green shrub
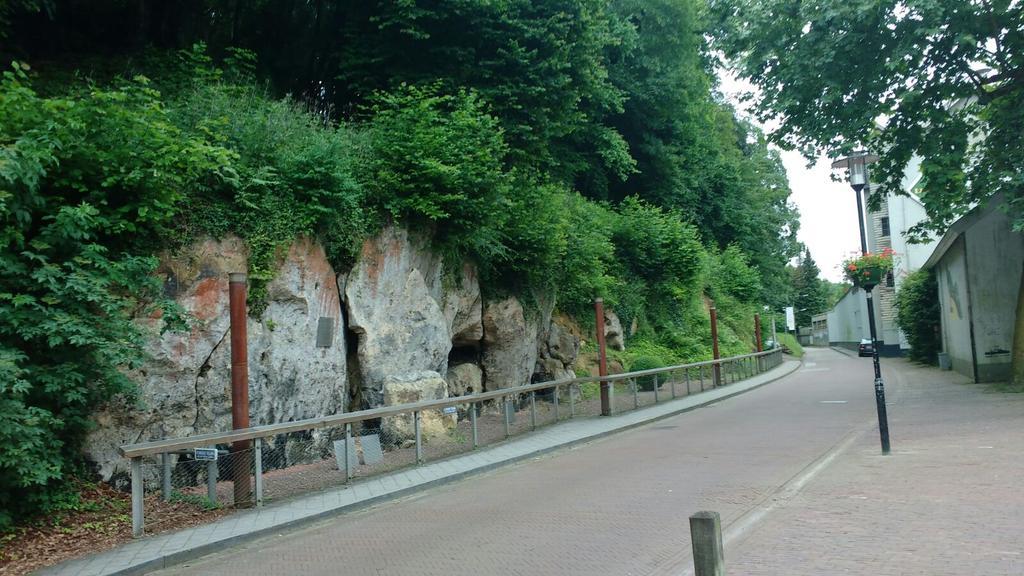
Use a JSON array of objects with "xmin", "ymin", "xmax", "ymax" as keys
[
  {"xmin": 0, "ymin": 64, "xmax": 221, "ymax": 528},
  {"xmin": 170, "ymin": 78, "xmax": 368, "ymax": 312},
  {"xmin": 630, "ymin": 355, "xmax": 665, "ymax": 391},
  {"xmin": 361, "ymin": 84, "xmax": 513, "ymax": 271},
  {"xmin": 557, "ymin": 193, "xmax": 617, "ymax": 316},
  {"xmin": 896, "ymin": 269, "xmax": 941, "ymax": 364},
  {"xmin": 612, "ymin": 197, "xmax": 703, "ymax": 286}
]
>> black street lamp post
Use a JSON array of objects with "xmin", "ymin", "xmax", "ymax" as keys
[{"xmin": 832, "ymin": 151, "xmax": 892, "ymax": 455}]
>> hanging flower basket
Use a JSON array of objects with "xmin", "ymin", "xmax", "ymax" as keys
[{"xmin": 842, "ymin": 249, "xmax": 894, "ymax": 288}]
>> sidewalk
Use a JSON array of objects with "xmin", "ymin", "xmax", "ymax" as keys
[
  {"xmin": 727, "ymin": 358, "xmax": 1024, "ymax": 575},
  {"xmin": 42, "ymin": 360, "xmax": 801, "ymax": 576}
]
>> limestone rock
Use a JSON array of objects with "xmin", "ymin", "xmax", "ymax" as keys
[
  {"xmin": 446, "ymin": 363, "xmax": 483, "ymax": 397},
  {"xmin": 84, "ymin": 236, "xmax": 347, "ymax": 482},
  {"xmin": 381, "ymin": 371, "xmax": 456, "ymax": 441},
  {"xmin": 604, "ymin": 309, "xmax": 626, "ymax": 351},
  {"xmin": 345, "ymin": 226, "xmax": 451, "ymax": 407},
  {"xmin": 546, "ymin": 317, "xmax": 580, "ymax": 364},
  {"xmin": 481, "ymin": 297, "xmax": 538, "ymax": 390},
  {"xmin": 443, "ymin": 263, "xmax": 483, "ymax": 346},
  {"xmin": 533, "ymin": 314, "xmax": 581, "ymax": 383},
  {"xmin": 251, "ymin": 240, "xmax": 347, "ymax": 426}
]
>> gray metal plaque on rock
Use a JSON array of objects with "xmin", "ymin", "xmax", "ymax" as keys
[
  {"xmin": 316, "ymin": 316, "xmax": 335, "ymax": 348},
  {"xmin": 360, "ymin": 434, "xmax": 383, "ymax": 465},
  {"xmin": 333, "ymin": 438, "xmax": 358, "ymax": 471}
]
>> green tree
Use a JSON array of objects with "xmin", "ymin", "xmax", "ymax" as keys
[
  {"xmin": 0, "ymin": 64, "xmax": 227, "ymax": 527},
  {"xmin": 709, "ymin": 0, "xmax": 1023, "ymax": 379},
  {"xmin": 791, "ymin": 249, "xmax": 829, "ymax": 328},
  {"xmin": 709, "ymin": 0, "xmax": 1023, "ymax": 236}
]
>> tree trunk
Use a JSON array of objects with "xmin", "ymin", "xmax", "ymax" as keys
[{"xmin": 1011, "ymin": 265, "xmax": 1024, "ymax": 385}]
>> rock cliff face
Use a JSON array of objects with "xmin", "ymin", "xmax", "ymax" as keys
[
  {"xmin": 85, "ymin": 237, "xmax": 347, "ymax": 481},
  {"xmin": 86, "ymin": 226, "xmax": 587, "ymax": 480}
]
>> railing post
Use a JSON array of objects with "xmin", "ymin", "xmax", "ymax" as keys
[
  {"xmin": 633, "ymin": 378, "xmax": 639, "ymax": 409},
  {"xmin": 471, "ymin": 402, "xmax": 479, "ymax": 449},
  {"xmin": 206, "ymin": 459, "xmax": 217, "ymax": 503},
  {"xmin": 685, "ymin": 368, "xmax": 691, "ymax": 395},
  {"xmin": 131, "ymin": 457, "xmax": 144, "ymax": 538},
  {"xmin": 344, "ymin": 423, "xmax": 353, "ymax": 482},
  {"xmin": 504, "ymin": 396, "xmax": 511, "ymax": 438},
  {"xmin": 530, "ymin": 391, "xmax": 537, "ymax": 430},
  {"xmin": 570, "ymin": 386, "xmax": 576, "ymax": 418},
  {"xmin": 553, "ymin": 385, "xmax": 560, "ymax": 421},
  {"xmin": 161, "ymin": 453, "xmax": 172, "ymax": 502},
  {"xmin": 671, "ymin": 370, "xmax": 677, "ymax": 398},
  {"xmin": 254, "ymin": 438, "xmax": 263, "ymax": 508},
  {"xmin": 414, "ymin": 410, "xmax": 423, "ymax": 464},
  {"xmin": 689, "ymin": 511, "xmax": 725, "ymax": 576}
]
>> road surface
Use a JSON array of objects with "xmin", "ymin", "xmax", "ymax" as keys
[{"xmin": 156, "ymin": 348, "xmax": 1024, "ymax": 575}]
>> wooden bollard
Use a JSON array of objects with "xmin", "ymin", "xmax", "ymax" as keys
[{"xmin": 689, "ymin": 510, "xmax": 725, "ymax": 576}]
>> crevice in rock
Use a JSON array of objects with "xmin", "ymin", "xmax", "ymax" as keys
[
  {"xmin": 345, "ymin": 323, "xmax": 364, "ymax": 412},
  {"xmin": 192, "ymin": 329, "xmax": 229, "ymax": 430}
]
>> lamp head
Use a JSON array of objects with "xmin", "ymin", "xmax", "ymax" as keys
[{"xmin": 831, "ymin": 151, "xmax": 878, "ymax": 192}]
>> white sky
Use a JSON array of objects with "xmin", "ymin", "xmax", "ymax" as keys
[{"xmin": 717, "ymin": 70, "xmax": 860, "ymax": 282}]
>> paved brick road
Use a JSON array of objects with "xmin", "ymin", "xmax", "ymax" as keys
[
  {"xmin": 157, "ymin": 349, "xmax": 1023, "ymax": 575},
  {"xmin": 727, "ymin": 357, "xmax": 1024, "ymax": 576}
]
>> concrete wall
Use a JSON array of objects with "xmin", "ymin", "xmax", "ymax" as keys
[
  {"xmin": 936, "ymin": 236, "xmax": 975, "ymax": 380},
  {"xmin": 963, "ymin": 209, "xmax": 1024, "ymax": 382},
  {"xmin": 810, "ymin": 314, "xmax": 829, "ymax": 346},
  {"xmin": 827, "ymin": 288, "xmax": 870, "ymax": 350}
]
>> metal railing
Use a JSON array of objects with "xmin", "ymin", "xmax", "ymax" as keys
[{"xmin": 121, "ymin": 348, "xmax": 783, "ymax": 537}]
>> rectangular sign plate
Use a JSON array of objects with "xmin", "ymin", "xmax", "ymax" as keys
[{"xmin": 194, "ymin": 447, "xmax": 218, "ymax": 461}]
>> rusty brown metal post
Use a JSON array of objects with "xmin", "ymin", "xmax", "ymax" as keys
[
  {"xmin": 595, "ymin": 298, "xmax": 610, "ymax": 416},
  {"xmin": 229, "ymin": 272, "xmax": 253, "ymax": 507},
  {"xmin": 755, "ymin": 313, "xmax": 763, "ymax": 352},
  {"xmin": 710, "ymin": 306, "xmax": 721, "ymax": 387}
]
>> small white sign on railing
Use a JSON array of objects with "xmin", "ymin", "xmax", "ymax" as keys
[{"xmin": 194, "ymin": 447, "xmax": 218, "ymax": 461}]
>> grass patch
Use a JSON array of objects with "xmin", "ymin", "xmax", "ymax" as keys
[{"xmin": 776, "ymin": 333, "xmax": 804, "ymax": 358}]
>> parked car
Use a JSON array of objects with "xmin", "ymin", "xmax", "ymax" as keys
[
  {"xmin": 858, "ymin": 338, "xmax": 874, "ymax": 357},
  {"xmin": 764, "ymin": 339, "xmax": 777, "ymax": 350}
]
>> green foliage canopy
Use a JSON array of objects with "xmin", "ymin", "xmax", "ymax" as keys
[
  {"xmin": 0, "ymin": 64, "xmax": 224, "ymax": 527},
  {"xmin": 709, "ymin": 0, "xmax": 1024, "ymax": 237}
]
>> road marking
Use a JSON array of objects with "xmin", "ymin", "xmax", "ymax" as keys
[
  {"xmin": 675, "ymin": 427, "xmax": 869, "ymax": 576},
  {"xmin": 719, "ymin": 427, "xmax": 865, "ymax": 549},
  {"xmin": 804, "ymin": 362, "xmax": 817, "ymax": 367},
  {"xmin": 802, "ymin": 368, "xmax": 830, "ymax": 372},
  {"xmin": 819, "ymin": 400, "xmax": 848, "ymax": 404}
]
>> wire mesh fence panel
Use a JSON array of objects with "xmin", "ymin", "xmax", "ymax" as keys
[
  {"xmin": 568, "ymin": 382, "xmax": 598, "ymax": 417},
  {"xmin": 258, "ymin": 427, "xmax": 351, "ymax": 504},
  {"xmin": 418, "ymin": 406, "xmax": 475, "ymax": 463},
  {"xmin": 140, "ymin": 447, "xmax": 258, "ymax": 532},
  {"xmin": 534, "ymin": 387, "xmax": 560, "ymax": 429}
]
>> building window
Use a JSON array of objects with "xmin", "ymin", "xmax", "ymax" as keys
[{"xmin": 880, "ymin": 216, "xmax": 890, "ymax": 237}]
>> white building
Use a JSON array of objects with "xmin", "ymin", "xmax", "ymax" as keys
[{"xmin": 827, "ymin": 156, "xmax": 940, "ymax": 355}]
